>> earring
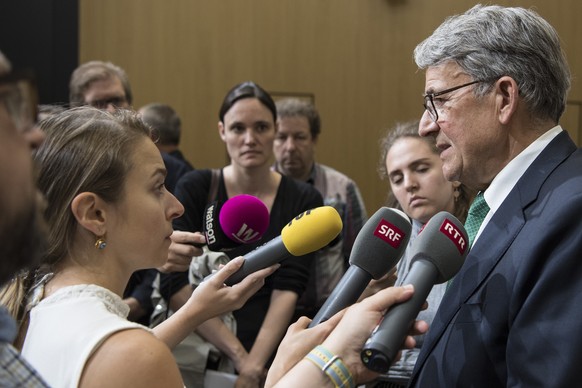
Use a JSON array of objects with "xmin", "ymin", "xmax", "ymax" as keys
[{"xmin": 95, "ymin": 236, "xmax": 107, "ymax": 250}]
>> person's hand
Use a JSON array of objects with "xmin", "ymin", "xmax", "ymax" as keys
[
  {"xmin": 235, "ymin": 363, "xmax": 267, "ymax": 388},
  {"xmin": 265, "ymin": 313, "xmax": 344, "ymax": 387},
  {"xmin": 185, "ymin": 256, "xmax": 279, "ymax": 321},
  {"xmin": 321, "ymin": 285, "xmax": 428, "ymax": 385},
  {"xmin": 157, "ymin": 230, "xmax": 204, "ymax": 273},
  {"xmin": 358, "ymin": 267, "xmax": 398, "ymax": 301}
]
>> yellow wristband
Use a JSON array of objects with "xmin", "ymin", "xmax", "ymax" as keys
[{"xmin": 304, "ymin": 345, "xmax": 355, "ymax": 388}]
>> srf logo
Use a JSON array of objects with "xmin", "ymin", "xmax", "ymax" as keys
[
  {"xmin": 373, "ymin": 219, "xmax": 405, "ymax": 249},
  {"xmin": 440, "ymin": 219, "xmax": 467, "ymax": 254}
]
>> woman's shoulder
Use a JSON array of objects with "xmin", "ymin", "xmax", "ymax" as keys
[
  {"xmin": 174, "ymin": 168, "xmax": 218, "ymax": 198},
  {"xmin": 80, "ymin": 328, "xmax": 184, "ymax": 387}
]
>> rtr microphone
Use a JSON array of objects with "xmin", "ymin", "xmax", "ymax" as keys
[
  {"xmin": 202, "ymin": 194, "xmax": 269, "ymax": 251},
  {"xmin": 224, "ymin": 206, "xmax": 343, "ymax": 286},
  {"xmin": 309, "ymin": 207, "xmax": 411, "ymax": 327},
  {"xmin": 361, "ymin": 211, "xmax": 469, "ymax": 373}
]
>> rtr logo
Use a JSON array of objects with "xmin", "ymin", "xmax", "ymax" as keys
[
  {"xmin": 373, "ymin": 219, "xmax": 405, "ymax": 249},
  {"xmin": 440, "ymin": 219, "xmax": 467, "ymax": 254}
]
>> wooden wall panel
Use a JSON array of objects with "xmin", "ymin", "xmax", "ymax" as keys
[{"xmin": 80, "ymin": 0, "xmax": 582, "ymax": 212}]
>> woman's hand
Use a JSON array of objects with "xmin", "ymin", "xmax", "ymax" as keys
[
  {"xmin": 265, "ymin": 313, "xmax": 343, "ymax": 387},
  {"xmin": 186, "ymin": 256, "xmax": 279, "ymax": 321},
  {"xmin": 321, "ymin": 285, "xmax": 428, "ymax": 384}
]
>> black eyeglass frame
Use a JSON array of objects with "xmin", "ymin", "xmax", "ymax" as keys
[{"xmin": 423, "ymin": 79, "xmax": 484, "ymax": 123}]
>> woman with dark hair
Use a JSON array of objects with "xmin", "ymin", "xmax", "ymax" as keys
[{"xmin": 165, "ymin": 81, "xmax": 323, "ymax": 387}]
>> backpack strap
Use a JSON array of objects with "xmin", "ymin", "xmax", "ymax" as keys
[{"xmin": 207, "ymin": 169, "xmax": 220, "ymax": 203}]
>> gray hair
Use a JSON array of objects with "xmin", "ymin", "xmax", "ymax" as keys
[
  {"xmin": 69, "ymin": 61, "xmax": 133, "ymax": 107},
  {"xmin": 414, "ymin": 4, "xmax": 571, "ymax": 122},
  {"xmin": 275, "ymin": 98, "xmax": 321, "ymax": 140}
]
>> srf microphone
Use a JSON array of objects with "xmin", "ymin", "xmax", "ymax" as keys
[
  {"xmin": 202, "ymin": 194, "xmax": 270, "ymax": 251},
  {"xmin": 308, "ymin": 207, "xmax": 411, "ymax": 327},
  {"xmin": 361, "ymin": 211, "xmax": 469, "ymax": 373},
  {"xmin": 224, "ymin": 206, "xmax": 343, "ymax": 286}
]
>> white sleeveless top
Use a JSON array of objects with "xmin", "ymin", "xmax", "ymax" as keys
[{"xmin": 22, "ymin": 284, "xmax": 150, "ymax": 388}]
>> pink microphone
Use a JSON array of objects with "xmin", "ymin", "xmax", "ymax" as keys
[
  {"xmin": 203, "ymin": 194, "xmax": 270, "ymax": 251},
  {"xmin": 219, "ymin": 194, "xmax": 269, "ymax": 244}
]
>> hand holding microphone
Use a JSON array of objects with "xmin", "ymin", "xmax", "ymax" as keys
[
  {"xmin": 308, "ymin": 207, "xmax": 412, "ymax": 327},
  {"xmin": 223, "ymin": 206, "xmax": 343, "ymax": 286},
  {"xmin": 165, "ymin": 195, "xmax": 269, "ymax": 273},
  {"xmin": 361, "ymin": 211, "xmax": 469, "ymax": 373}
]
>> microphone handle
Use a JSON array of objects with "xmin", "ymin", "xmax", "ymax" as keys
[
  {"xmin": 361, "ymin": 259, "xmax": 438, "ymax": 373},
  {"xmin": 224, "ymin": 236, "xmax": 288, "ymax": 286},
  {"xmin": 309, "ymin": 265, "xmax": 371, "ymax": 327}
]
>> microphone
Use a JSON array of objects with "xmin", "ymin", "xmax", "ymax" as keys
[
  {"xmin": 308, "ymin": 207, "xmax": 412, "ymax": 327},
  {"xmin": 223, "ymin": 206, "xmax": 343, "ymax": 286},
  {"xmin": 201, "ymin": 194, "xmax": 270, "ymax": 251},
  {"xmin": 360, "ymin": 211, "xmax": 469, "ymax": 373}
]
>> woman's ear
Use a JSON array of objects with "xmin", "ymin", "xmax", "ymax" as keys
[
  {"xmin": 70, "ymin": 192, "xmax": 107, "ymax": 236},
  {"xmin": 218, "ymin": 121, "xmax": 226, "ymax": 141}
]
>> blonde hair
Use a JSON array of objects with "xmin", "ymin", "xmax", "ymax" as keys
[{"xmin": 0, "ymin": 107, "xmax": 152, "ymax": 346}]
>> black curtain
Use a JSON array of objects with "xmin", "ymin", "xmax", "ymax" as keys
[{"xmin": 0, "ymin": 0, "xmax": 78, "ymax": 105}]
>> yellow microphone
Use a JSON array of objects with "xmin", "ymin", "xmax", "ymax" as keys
[{"xmin": 224, "ymin": 206, "xmax": 342, "ymax": 285}]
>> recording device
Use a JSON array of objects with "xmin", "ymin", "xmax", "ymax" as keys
[
  {"xmin": 308, "ymin": 207, "xmax": 411, "ymax": 327},
  {"xmin": 199, "ymin": 194, "xmax": 270, "ymax": 251},
  {"xmin": 361, "ymin": 211, "xmax": 469, "ymax": 373},
  {"xmin": 224, "ymin": 206, "xmax": 343, "ymax": 286}
]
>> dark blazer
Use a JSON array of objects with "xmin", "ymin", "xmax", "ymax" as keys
[{"xmin": 410, "ymin": 131, "xmax": 582, "ymax": 387}]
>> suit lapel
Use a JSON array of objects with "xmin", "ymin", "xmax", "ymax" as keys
[{"xmin": 411, "ymin": 131, "xmax": 577, "ymax": 379}]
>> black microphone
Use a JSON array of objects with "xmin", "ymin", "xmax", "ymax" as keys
[
  {"xmin": 308, "ymin": 207, "xmax": 412, "ymax": 327},
  {"xmin": 361, "ymin": 211, "xmax": 470, "ymax": 373},
  {"xmin": 223, "ymin": 206, "xmax": 343, "ymax": 286}
]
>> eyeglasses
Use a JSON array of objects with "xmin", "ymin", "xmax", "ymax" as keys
[
  {"xmin": 0, "ymin": 70, "xmax": 38, "ymax": 133},
  {"xmin": 86, "ymin": 96, "xmax": 128, "ymax": 110},
  {"xmin": 423, "ymin": 80, "xmax": 484, "ymax": 123}
]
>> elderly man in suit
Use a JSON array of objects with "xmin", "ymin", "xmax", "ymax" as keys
[{"xmin": 409, "ymin": 5, "xmax": 582, "ymax": 387}]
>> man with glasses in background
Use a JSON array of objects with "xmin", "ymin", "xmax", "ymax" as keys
[
  {"xmin": 0, "ymin": 50, "xmax": 49, "ymax": 387},
  {"xmin": 408, "ymin": 5, "xmax": 582, "ymax": 387}
]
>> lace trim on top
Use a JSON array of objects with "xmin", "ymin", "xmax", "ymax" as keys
[{"xmin": 28, "ymin": 283, "xmax": 130, "ymax": 319}]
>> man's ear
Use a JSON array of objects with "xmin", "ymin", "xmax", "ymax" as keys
[
  {"xmin": 70, "ymin": 192, "xmax": 108, "ymax": 236},
  {"xmin": 496, "ymin": 76, "xmax": 519, "ymax": 125}
]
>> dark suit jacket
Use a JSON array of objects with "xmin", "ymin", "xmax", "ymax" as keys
[{"xmin": 410, "ymin": 131, "xmax": 582, "ymax": 387}]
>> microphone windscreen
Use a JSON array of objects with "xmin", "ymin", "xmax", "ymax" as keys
[
  {"xmin": 351, "ymin": 207, "xmax": 411, "ymax": 279},
  {"xmin": 281, "ymin": 206, "xmax": 343, "ymax": 256},
  {"xmin": 409, "ymin": 211, "xmax": 469, "ymax": 283},
  {"xmin": 219, "ymin": 194, "xmax": 270, "ymax": 244}
]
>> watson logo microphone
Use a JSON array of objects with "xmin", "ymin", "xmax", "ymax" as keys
[
  {"xmin": 308, "ymin": 207, "xmax": 411, "ymax": 327},
  {"xmin": 202, "ymin": 194, "xmax": 270, "ymax": 251},
  {"xmin": 223, "ymin": 206, "xmax": 343, "ymax": 286},
  {"xmin": 361, "ymin": 211, "xmax": 469, "ymax": 373}
]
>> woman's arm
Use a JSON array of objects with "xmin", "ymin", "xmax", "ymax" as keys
[
  {"xmin": 236, "ymin": 290, "xmax": 298, "ymax": 387},
  {"xmin": 271, "ymin": 285, "xmax": 428, "ymax": 387},
  {"xmin": 153, "ymin": 257, "xmax": 279, "ymax": 349},
  {"xmin": 196, "ymin": 317, "xmax": 249, "ymax": 372}
]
